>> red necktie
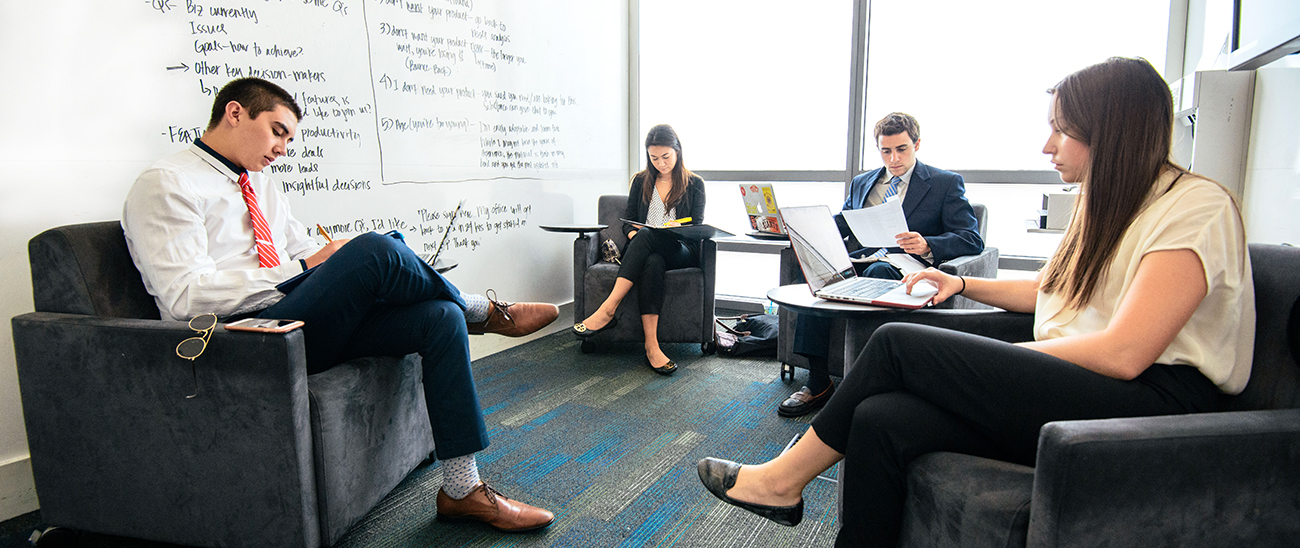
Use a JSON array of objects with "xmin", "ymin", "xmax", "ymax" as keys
[{"xmin": 238, "ymin": 172, "xmax": 280, "ymax": 268}]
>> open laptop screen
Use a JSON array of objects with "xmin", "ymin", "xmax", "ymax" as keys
[
  {"xmin": 780, "ymin": 205, "xmax": 856, "ymax": 291},
  {"xmin": 739, "ymin": 183, "xmax": 785, "ymax": 235}
]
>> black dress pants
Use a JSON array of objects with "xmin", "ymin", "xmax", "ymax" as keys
[
  {"xmin": 810, "ymin": 323, "xmax": 1221, "ymax": 548},
  {"xmin": 616, "ymin": 229, "xmax": 694, "ymax": 315}
]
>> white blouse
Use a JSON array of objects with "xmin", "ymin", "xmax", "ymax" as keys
[{"xmin": 1034, "ymin": 172, "xmax": 1254, "ymax": 394}]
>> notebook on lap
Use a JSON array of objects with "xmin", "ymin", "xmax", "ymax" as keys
[{"xmin": 780, "ymin": 205, "xmax": 936, "ymax": 309}]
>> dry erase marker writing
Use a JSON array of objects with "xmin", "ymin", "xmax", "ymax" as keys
[{"xmin": 316, "ymin": 224, "xmax": 333, "ymax": 243}]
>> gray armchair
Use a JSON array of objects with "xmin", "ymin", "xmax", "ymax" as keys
[
  {"xmin": 776, "ymin": 203, "xmax": 999, "ymax": 377},
  {"xmin": 11, "ymin": 222, "xmax": 435, "ymax": 547},
  {"xmin": 572, "ymin": 194, "xmax": 717, "ymax": 353},
  {"xmin": 838, "ymin": 243, "xmax": 1300, "ymax": 547}
]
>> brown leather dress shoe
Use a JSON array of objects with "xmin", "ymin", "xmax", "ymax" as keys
[
  {"xmin": 777, "ymin": 384, "xmax": 834, "ymax": 417},
  {"xmin": 467, "ymin": 290, "xmax": 559, "ymax": 337},
  {"xmin": 436, "ymin": 483, "xmax": 555, "ymax": 532}
]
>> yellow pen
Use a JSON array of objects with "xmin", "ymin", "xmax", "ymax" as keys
[{"xmin": 663, "ymin": 217, "xmax": 692, "ymax": 226}]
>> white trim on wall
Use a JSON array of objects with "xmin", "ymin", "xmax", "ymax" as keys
[{"xmin": 0, "ymin": 456, "xmax": 37, "ymax": 522}]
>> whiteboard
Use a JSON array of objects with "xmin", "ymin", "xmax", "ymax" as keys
[
  {"xmin": 0, "ymin": 0, "xmax": 630, "ymax": 305},
  {"xmin": 0, "ymin": 0, "xmax": 629, "ymax": 474}
]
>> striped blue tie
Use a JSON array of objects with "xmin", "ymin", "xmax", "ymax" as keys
[{"xmin": 869, "ymin": 176, "xmax": 903, "ymax": 260}]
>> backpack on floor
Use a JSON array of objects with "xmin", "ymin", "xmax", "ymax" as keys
[{"xmin": 715, "ymin": 314, "xmax": 779, "ymax": 357}]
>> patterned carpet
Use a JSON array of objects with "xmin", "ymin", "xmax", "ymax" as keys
[{"xmin": 2, "ymin": 332, "xmax": 842, "ymax": 547}]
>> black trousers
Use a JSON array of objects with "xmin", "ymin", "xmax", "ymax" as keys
[
  {"xmin": 616, "ymin": 229, "xmax": 694, "ymax": 315},
  {"xmin": 793, "ymin": 261, "xmax": 902, "ymax": 361},
  {"xmin": 810, "ymin": 323, "xmax": 1222, "ymax": 548}
]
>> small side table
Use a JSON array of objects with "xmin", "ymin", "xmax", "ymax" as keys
[
  {"xmin": 539, "ymin": 225, "xmax": 608, "ymax": 234},
  {"xmin": 767, "ymin": 283, "xmax": 904, "ymax": 381}
]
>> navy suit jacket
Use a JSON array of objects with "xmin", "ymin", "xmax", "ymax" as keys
[{"xmin": 834, "ymin": 160, "xmax": 984, "ymax": 264}]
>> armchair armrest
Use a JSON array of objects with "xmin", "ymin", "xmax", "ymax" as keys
[
  {"xmin": 12, "ymin": 312, "xmax": 321, "ymax": 547},
  {"xmin": 780, "ymin": 246, "xmax": 802, "ymax": 286},
  {"xmin": 573, "ymin": 234, "xmax": 601, "ymax": 319},
  {"xmin": 938, "ymin": 247, "xmax": 999, "ymax": 278},
  {"xmin": 936, "ymin": 248, "xmax": 999, "ymax": 310},
  {"xmin": 701, "ymin": 238, "xmax": 717, "ymax": 334},
  {"xmin": 1027, "ymin": 409, "xmax": 1300, "ymax": 548}
]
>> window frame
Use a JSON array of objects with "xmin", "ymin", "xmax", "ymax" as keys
[{"xmin": 630, "ymin": 0, "xmax": 1190, "ymax": 267}]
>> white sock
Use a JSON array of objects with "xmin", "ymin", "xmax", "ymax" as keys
[
  {"xmin": 462, "ymin": 292, "xmax": 490, "ymax": 323},
  {"xmin": 441, "ymin": 454, "xmax": 482, "ymax": 499}
]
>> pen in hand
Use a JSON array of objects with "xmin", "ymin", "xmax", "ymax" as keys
[
  {"xmin": 316, "ymin": 224, "xmax": 333, "ymax": 243},
  {"xmin": 663, "ymin": 217, "xmax": 692, "ymax": 227}
]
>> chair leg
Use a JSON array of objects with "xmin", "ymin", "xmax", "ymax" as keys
[
  {"xmin": 31, "ymin": 527, "xmax": 80, "ymax": 548},
  {"xmin": 780, "ymin": 363, "xmax": 795, "ymax": 381}
]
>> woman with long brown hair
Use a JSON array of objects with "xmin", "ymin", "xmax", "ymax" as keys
[
  {"xmin": 697, "ymin": 57, "xmax": 1254, "ymax": 547},
  {"xmin": 573, "ymin": 124, "xmax": 706, "ymax": 375}
]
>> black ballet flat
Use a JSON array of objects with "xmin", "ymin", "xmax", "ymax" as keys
[
  {"xmin": 646, "ymin": 358, "xmax": 677, "ymax": 376},
  {"xmin": 572, "ymin": 316, "xmax": 618, "ymax": 338},
  {"xmin": 697, "ymin": 458, "xmax": 803, "ymax": 527}
]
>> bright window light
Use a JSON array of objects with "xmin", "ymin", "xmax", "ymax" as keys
[
  {"xmin": 863, "ymin": 0, "xmax": 1171, "ymax": 171},
  {"xmin": 639, "ymin": 0, "xmax": 853, "ymax": 171}
]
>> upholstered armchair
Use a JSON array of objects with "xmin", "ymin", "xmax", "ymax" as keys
[
  {"xmin": 571, "ymin": 194, "xmax": 717, "ymax": 353},
  {"xmin": 838, "ymin": 243, "xmax": 1300, "ymax": 547},
  {"xmin": 12, "ymin": 221, "xmax": 435, "ymax": 547}
]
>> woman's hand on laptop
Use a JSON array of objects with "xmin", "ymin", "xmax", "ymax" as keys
[{"xmin": 902, "ymin": 268, "xmax": 960, "ymax": 305}]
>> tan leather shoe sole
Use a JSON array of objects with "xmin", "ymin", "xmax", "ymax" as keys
[{"xmin": 436, "ymin": 483, "xmax": 554, "ymax": 532}]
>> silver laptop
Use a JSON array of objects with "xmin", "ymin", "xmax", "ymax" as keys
[
  {"xmin": 739, "ymin": 183, "xmax": 788, "ymax": 239},
  {"xmin": 780, "ymin": 205, "xmax": 936, "ymax": 309}
]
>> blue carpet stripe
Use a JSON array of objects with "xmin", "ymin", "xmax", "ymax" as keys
[
  {"xmin": 338, "ymin": 336, "xmax": 840, "ymax": 547},
  {"xmin": 499, "ymin": 375, "xmax": 606, "ymax": 426},
  {"xmin": 0, "ymin": 334, "xmax": 843, "ymax": 548},
  {"xmin": 618, "ymin": 499, "xmax": 679, "ymax": 548}
]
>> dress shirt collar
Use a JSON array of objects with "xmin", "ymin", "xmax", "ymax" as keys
[
  {"xmin": 879, "ymin": 162, "xmax": 917, "ymax": 187},
  {"xmin": 194, "ymin": 138, "xmax": 247, "ymax": 180}
]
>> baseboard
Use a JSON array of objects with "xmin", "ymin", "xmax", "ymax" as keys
[
  {"xmin": 468, "ymin": 301, "xmax": 574, "ymax": 359},
  {"xmin": 0, "ymin": 455, "xmax": 38, "ymax": 522}
]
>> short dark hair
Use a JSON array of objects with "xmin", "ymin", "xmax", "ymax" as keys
[
  {"xmin": 207, "ymin": 78, "xmax": 302, "ymax": 130},
  {"xmin": 873, "ymin": 112, "xmax": 920, "ymax": 143}
]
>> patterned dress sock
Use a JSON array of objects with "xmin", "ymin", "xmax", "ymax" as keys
[
  {"xmin": 440, "ymin": 454, "xmax": 482, "ymax": 499},
  {"xmin": 461, "ymin": 292, "xmax": 490, "ymax": 323}
]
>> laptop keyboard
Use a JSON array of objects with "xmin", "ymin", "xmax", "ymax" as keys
[{"xmin": 825, "ymin": 277, "xmax": 899, "ymax": 300}]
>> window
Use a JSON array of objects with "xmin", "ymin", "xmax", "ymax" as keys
[
  {"xmin": 862, "ymin": 0, "xmax": 1172, "ymax": 171},
  {"xmin": 637, "ymin": 0, "xmax": 1178, "ymax": 301},
  {"xmin": 639, "ymin": 0, "xmax": 854, "ymax": 171}
]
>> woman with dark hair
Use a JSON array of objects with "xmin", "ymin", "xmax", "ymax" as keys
[
  {"xmin": 697, "ymin": 57, "xmax": 1254, "ymax": 547},
  {"xmin": 573, "ymin": 124, "xmax": 706, "ymax": 375}
]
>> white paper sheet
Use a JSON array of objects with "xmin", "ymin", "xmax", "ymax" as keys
[
  {"xmin": 883, "ymin": 253, "xmax": 929, "ymax": 275},
  {"xmin": 841, "ymin": 199, "xmax": 908, "ymax": 248}
]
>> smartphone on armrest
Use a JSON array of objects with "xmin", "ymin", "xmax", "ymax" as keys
[{"xmin": 224, "ymin": 318, "xmax": 304, "ymax": 333}]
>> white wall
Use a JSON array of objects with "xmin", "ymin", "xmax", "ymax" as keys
[
  {"xmin": 1184, "ymin": 0, "xmax": 1300, "ymax": 245},
  {"xmin": 1240, "ymin": 57, "xmax": 1300, "ymax": 245}
]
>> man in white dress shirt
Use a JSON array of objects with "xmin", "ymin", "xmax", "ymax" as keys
[{"xmin": 122, "ymin": 77, "xmax": 555, "ymax": 532}]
